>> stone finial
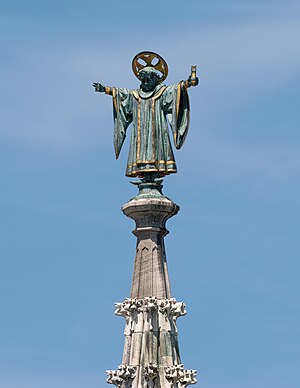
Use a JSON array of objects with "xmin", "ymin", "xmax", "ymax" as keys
[
  {"xmin": 106, "ymin": 365, "xmax": 136, "ymax": 388},
  {"xmin": 114, "ymin": 298, "xmax": 144, "ymax": 334},
  {"xmin": 144, "ymin": 296, "xmax": 158, "ymax": 311},
  {"xmin": 165, "ymin": 364, "xmax": 184, "ymax": 386},
  {"xmin": 158, "ymin": 298, "xmax": 186, "ymax": 319},
  {"xmin": 159, "ymin": 298, "xmax": 187, "ymax": 334},
  {"xmin": 158, "ymin": 298, "xmax": 171, "ymax": 314},
  {"xmin": 144, "ymin": 363, "xmax": 158, "ymax": 388},
  {"xmin": 144, "ymin": 296, "xmax": 159, "ymax": 331},
  {"xmin": 179, "ymin": 369, "xmax": 197, "ymax": 387},
  {"xmin": 114, "ymin": 298, "xmax": 143, "ymax": 318},
  {"xmin": 106, "ymin": 369, "xmax": 124, "ymax": 388},
  {"xmin": 165, "ymin": 365, "xmax": 197, "ymax": 387},
  {"xmin": 169, "ymin": 298, "xmax": 187, "ymax": 321}
]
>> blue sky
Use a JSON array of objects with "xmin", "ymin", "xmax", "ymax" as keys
[{"xmin": 1, "ymin": 0, "xmax": 300, "ymax": 387}]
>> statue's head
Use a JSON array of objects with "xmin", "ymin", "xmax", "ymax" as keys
[{"xmin": 138, "ymin": 67, "xmax": 161, "ymax": 92}]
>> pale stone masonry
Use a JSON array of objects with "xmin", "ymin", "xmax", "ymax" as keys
[
  {"xmin": 106, "ymin": 196, "xmax": 197, "ymax": 388},
  {"xmin": 123, "ymin": 198, "xmax": 177, "ymax": 300}
]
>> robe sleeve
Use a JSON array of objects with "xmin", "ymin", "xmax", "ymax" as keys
[
  {"xmin": 161, "ymin": 82, "xmax": 190, "ymax": 150},
  {"xmin": 112, "ymin": 87, "xmax": 133, "ymax": 159}
]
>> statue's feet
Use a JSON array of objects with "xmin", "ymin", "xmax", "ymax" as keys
[
  {"xmin": 140, "ymin": 172, "xmax": 163, "ymax": 183},
  {"xmin": 129, "ymin": 173, "xmax": 166, "ymax": 200}
]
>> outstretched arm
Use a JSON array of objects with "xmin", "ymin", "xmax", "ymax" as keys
[{"xmin": 92, "ymin": 82, "xmax": 113, "ymax": 95}]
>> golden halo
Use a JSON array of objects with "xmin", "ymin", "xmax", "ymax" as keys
[{"xmin": 132, "ymin": 51, "xmax": 168, "ymax": 82}]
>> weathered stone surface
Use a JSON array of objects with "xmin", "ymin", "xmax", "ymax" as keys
[{"xmin": 122, "ymin": 198, "xmax": 179, "ymax": 300}]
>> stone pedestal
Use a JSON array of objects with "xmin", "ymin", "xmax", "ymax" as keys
[
  {"xmin": 122, "ymin": 197, "xmax": 178, "ymax": 300},
  {"xmin": 106, "ymin": 194, "xmax": 197, "ymax": 388}
]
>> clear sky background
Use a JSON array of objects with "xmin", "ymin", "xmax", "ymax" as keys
[{"xmin": 1, "ymin": 0, "xmax": 300, "ymax": 387}]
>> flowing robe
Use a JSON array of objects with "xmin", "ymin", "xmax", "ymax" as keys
[{"xmin": 111, "ymin": 82, "xmax": 190, "ymax": 177}]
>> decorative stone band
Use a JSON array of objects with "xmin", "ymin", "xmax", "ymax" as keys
[
  {"xmin": 122, "ymin": 198, "xmax": 179, "ymax": 231},
  {"xmin": 106, "ymin": 364, "xmax": 197, "ymax": 388},
  {"xmin": 106, "ymin": 365, "xmax": 137, "ymax": 388},
  {"xmin": 165, "ymin": 365, "xmax": 197, "ymax": 387},
  {"xmin": 114, "ymin": 297, "xmax": 187, "ymax": 335},
  {"xmin": 107, "ymin": 364, "xmax": 197, "ymax": 388}
]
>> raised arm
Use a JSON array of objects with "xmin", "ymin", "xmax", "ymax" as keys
[{"xmin": 92, "ymin": 82, "xmax": 113, "ymax": 95}]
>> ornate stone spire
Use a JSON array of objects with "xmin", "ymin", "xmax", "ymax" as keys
[{"xmin": 106, "ymin": 183, "xmax": 197, "ymax": 388}]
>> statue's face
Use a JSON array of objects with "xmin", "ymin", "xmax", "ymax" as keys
[{"xmin": 139, "ymin": 69, "xmax": 160, "ymax": 92}]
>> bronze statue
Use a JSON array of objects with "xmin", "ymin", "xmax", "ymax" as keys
[{"xmin": 93, "ymin": 51, "xmax": 198, "ymax": 180}]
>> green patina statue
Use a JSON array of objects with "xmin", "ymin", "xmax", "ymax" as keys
[{"xmin": 93, "ymin": 51, "xmax": 198, "ymax": 182}]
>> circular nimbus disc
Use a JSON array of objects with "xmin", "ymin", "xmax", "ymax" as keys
[{"xmin": 132, "ymin": 51, "xmax": 168, "ymax": 82}]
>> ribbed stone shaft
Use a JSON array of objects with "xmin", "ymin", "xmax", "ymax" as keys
[{"xmin": 122, "ymin": 197, "xmax": 179, "ymax": 300}]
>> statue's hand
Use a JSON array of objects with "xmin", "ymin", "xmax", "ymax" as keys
[
  {"xmin": 187, "ymin": 76, "xmax": 199, "ymax": 87},
  {"xmin": 93, "ymin": 82, "xmax": 105, "ymax": 92}
]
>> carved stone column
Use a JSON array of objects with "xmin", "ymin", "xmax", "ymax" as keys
[{"xmin": 122, "ymin": 197, "xmax": 179, "ymax": 300}]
